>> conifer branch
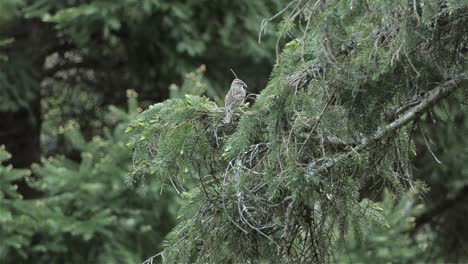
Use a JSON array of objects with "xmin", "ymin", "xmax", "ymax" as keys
[{"xmin": 308, "ymin": 74, "xmax": 468, "ymax": 173}]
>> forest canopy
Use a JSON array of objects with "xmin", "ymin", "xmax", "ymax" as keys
[
  {"xmin": 129, "ymin": 1, "xmax": 467, "ymax": 263},
  {"xmin": 1, "ymin": 0, "xmax": 468, "ymax": 263}
]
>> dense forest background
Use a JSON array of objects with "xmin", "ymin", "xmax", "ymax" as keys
[{"xmin": 1, "ymin": 0, "xmax": 467, "ymax": 263}]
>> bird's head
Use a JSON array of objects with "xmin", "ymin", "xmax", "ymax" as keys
[{"xmin": 232, "ymin": 78, "xmax": 248, "ymax": 90}]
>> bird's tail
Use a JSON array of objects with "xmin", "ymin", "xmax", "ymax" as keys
[{"xmin": 223, "ymin": 109, "xmax": 233, "ymax": 124}]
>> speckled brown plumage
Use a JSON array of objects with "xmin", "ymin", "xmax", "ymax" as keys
[{"xmin": 223, "ymin": 79, "xmax": 247, "ymax": 123}]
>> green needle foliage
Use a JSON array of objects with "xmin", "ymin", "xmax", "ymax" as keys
[
  {"xmin": 336, "ymin": 189, "xmax": 432, "ymax": 263},
  {"xmin": 130, "ymin": 1, "xmax": 467, "ymax": 263},
  {"xmin": 1, "ymin": 93, "xmax": 177, "ymax": 263},
  {"xmin": 0, "ymin": 0, "xmax": 286, "ymax": 175},
  {"xmin": 0, "ymin": 0, "xmax": 285, "ymax": 111},
  {"xmin": 412, "ymin": 99, "xmax": 468, "ymax": 261}
]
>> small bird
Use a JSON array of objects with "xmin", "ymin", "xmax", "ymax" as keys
[{"xmin": 223, "ymin": 78, "xmax": 247, "ymax": 124}]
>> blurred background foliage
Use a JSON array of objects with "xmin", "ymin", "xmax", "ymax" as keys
[
  {"xmin": 1, "ymin": 93, "xmax": 178, "ymax": 263},
  {"xmin": 0, "ymin": 0, "xmax": 467, "ymax": 263},
  {"xmin": 336, "ymin": 190, "xmax": 432, "ymax": 263}
]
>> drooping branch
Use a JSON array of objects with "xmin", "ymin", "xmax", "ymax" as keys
[
  {"xmin": 373, "ymin": 75, "xmax": 467, "ymax": 139},
  {"xmin": 307, "ymin": 74, "xmax": 468, "ymax": 173}
]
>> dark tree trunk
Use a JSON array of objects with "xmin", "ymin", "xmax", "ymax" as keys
[
  {"xmin": 0, "ymin": 19, "xmax": 54, "ymax": 199},
  {"xmin": 0, "ymin": 95, "xmax": 42, "ymax": 199}
]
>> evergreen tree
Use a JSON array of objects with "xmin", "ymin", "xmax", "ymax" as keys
[
  {"xmin": 412, "ymin": 99, "xmax": 468, "ymax": 261},
  {"xmin": 129, "ymin": 1, "xmax": 467, "ymax": 263},
  {"xmin": 336, "ymin": 190, "xmax": 431, "ymax": 263},
  {"xmin": 0, "ymin": 0, "xmax": 284, "ymax": 198},
  {"xmin": 1, "ymin": 93, "xmax": 177, "ymax": 263}
]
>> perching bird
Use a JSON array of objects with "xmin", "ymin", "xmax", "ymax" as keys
[{"xmin": 223, "ymin": 78, "xmax": 247, "ymax": 124}]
